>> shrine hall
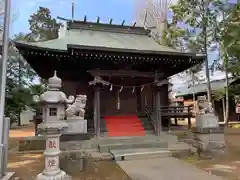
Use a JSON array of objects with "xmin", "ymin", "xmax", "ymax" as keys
[{"xmin": 14, "ymin": 17, "xmax": 205, "ymax": 137}]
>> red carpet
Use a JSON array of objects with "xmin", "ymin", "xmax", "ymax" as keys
[{"xmin": 104, "ymin": 115, "xmax": 145, "ymax": 137}]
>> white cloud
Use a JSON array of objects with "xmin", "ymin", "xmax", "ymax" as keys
[{"xmin": 16, "ymin": 0, "xmax": 53, "ymax": 10}]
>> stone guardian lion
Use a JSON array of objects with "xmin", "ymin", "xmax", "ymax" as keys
[{"xmin": 65, "ymin": 94, "xmax": 87, "ymax": 119}]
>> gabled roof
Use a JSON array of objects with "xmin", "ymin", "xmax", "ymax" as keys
[
  {"xmin": 14, "ymin": 20, "xmax": 205, "ymax": 59},
  {"xmin": 16, "ymin": 28, "xmax": 178, "ymax": 52}
]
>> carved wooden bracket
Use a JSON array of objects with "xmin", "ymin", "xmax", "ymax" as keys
[
  {"xmin": 155, "ymin": 79, "xmax": 169, "ymax": 87},
  {"xmin": 88, "ymin": 76, "xmax": 110, "ymax": 86}
]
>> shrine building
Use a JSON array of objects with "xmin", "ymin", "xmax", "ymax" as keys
[{"xmin": 14, "ymin": 17, "xmax": 205, "ymax": 137}]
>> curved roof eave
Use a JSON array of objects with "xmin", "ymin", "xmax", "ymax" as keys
[
  {"xmin": 13, "ymin": 29, "xmax": 206, "ymax": 61},
  {"xmin": 14, "ymin": 40, "xmax": 206, "ymax": 62}
]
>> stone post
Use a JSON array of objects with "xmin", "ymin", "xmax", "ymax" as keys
[{"xmin": 34, "ymin": 71, "xmax": 74, "ymax": 180}]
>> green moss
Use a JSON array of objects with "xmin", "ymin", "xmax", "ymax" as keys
[
  {"xmin": 18, "ymin": 139, "xmax": 45, "ymax": 151},
  {"xmin": 182, "ymin": 155, "xmax": 199, "ymax": 164}
]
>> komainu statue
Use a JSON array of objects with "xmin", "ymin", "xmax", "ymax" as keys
[
  {"xmin": 65, "ymin": 94, "xmax": 87, "ymax": 119},
  {"xmin": 196, "ymin": 95, "xmax": 214, "ymax": 114}
]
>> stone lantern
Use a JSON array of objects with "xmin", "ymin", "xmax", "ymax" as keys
[{"xmin": 33, "ymin": 71, "xmax": 75, "ymax": 180}]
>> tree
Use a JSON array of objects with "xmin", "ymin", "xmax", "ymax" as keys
[
  {"xmin": 220, "ymin": 3, "xmax": 240, "ymax": 126},
  {"xmin": 5, "ymin": 7, "xmax": 60, "ymax": 125},
  {"xmin": 208, "ymin": 2, "xmax": 239, "ymax": 126},
  {"xmin": 170, "ymin": 0, "xmax": 222, "ymax": 103},
  {"xmin": 28, "ymin": 7, "xmax": 61, "ymax": 41},
  {"xmin": 27, "ymin": 6, "xmax": 61, "ymax": 86},
  {"xmin": 28, "ymin": 84, "xmax": 46, "ymax": 109},
  {"xmin": 222, "ymin": 3, "xmax": 240, "ymax": 76},
  {"xmin": 5, "ymin": 33, "xmax": 37, "ymax": 125},
  {"xmin": 160, "ymin": 15, "xmax": 186, "ymax": 49},
  {"xmin": 167, "ymin": 23, "xmax": 203, "ymax": 104}
]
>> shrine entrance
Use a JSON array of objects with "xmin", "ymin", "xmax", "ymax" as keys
[
  {"xmin": 88, "ymin": 69, "xmax": 155, "ymax": 118},
  {"xmin": 88, "ymin": 70, "xmax": 158, "ymax": 137},
  {"xmin": 101, "ymin": 87, "xmax": 138, "ymax": 116}
]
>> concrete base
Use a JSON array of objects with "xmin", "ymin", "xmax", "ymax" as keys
[
  {"xmin": 195, "ymin": 113, "xmax": 219, "ymax": 129},
  {"xmin": 192, "ymin": 113, "xmax": 225, "ymax": 152},
  {"xmin": 60, "ymin": 133, "xmax": 91, "ymax": 141},
  {"xmin": 197, "ymin": 133, "xmax": 225, "ymax": 149},
  {"xmin": 111, "ymin": 148, "xmax": 172, "ymax": 161},
  {"xmin": 0, "ymin": 172, "xmax": 15, "ymax": 180},
  {"xmin": 63, "ymin": 119, "xmax": 87, "ymax": 134},
  {"xmin": 36, "ymin": 170, "xmax": 70, "ymax": 180},
  {"xmin": 192, "ymin": 127, "xmax": 223, "ymax": 134},
  {"xmin": 99, "ymin": 140, "xmax": 168, "ymax": 153}
]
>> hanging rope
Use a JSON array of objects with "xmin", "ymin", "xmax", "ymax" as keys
[
  {"xmin": 107, "ymin": 81, "xmax": 156, "ymax": 89},
  {"xmin": 89, "ymin": 76, "xmax": 168, "ymax": 90}
]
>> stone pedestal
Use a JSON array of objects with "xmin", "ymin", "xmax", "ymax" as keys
[
  {"xmin": 36, "ymin": 123, "xmax": 70, "ymax": 180},
  {"xmin": 64, "ymin": 118, "xmax": 87, "ymax": 134},
  {"xmin": 195, "ymin": 113, "xmax": 220, "ymax": 132},
  {"xmin": 193, "ymin": 113, "xmax": 225, "ymax": 157}
]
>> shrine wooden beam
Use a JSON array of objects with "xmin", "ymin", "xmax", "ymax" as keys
[
  {"xmin": 88, "ymin": 69, "xmax": 163, "ymax": 78},
  {"xmin": 156, "ymin": 79, "xmax": 169, "ymax": 87},
  {"xmin": 88, "ymin": 76, "xmax": 110, "ymax": 86}
]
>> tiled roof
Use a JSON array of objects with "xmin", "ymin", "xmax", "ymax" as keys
[{"xmin": 15, "ymin": 29, "xmax": 180, "ymax": 53}]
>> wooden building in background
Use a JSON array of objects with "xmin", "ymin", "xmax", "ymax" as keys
[{"xmin": 175, "ymin": 78, "xmax": 240, "ymax": 122}]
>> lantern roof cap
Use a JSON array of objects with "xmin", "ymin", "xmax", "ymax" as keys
[{"xmin": 48, "ymin": 71, "xmax": 62, "ymax": 90}]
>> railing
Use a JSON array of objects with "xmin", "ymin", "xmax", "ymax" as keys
[
  {"xmin": 159, "ymin": 106, "xmax": 193, "ymax": 118},
  {"xmin": 144, "ymin": 105, "xmax": 194, "ymax": 131},
  {"xmin": 145, "ymin": 106, "xmax": 157, "ymax": 133}
]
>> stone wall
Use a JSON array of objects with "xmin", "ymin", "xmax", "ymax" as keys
[{"xmin": 9, "ymin": 136, "xmax": 46, "ymax": 152}]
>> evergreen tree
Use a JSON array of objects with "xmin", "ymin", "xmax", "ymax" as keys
[
  {"xmin": 170, "ymin": 0, "xmax": 222, "ymax": 103},
  {"xmin": 28, "ymin": 7, "xmax": 61, "ymax": 41}
]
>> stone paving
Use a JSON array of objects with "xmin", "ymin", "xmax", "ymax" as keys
[{"xmin": 117, "ymin": 157, "xmax": 225, "ymax": 180}]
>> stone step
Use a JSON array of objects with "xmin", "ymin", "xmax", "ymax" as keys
[
  {"xmin": 168, "ymin": 142, "xmax": 195, "ymax": 157},
  {"xmin": 96, "ymin": 134, "xmax": 162, "ymax": 141},
  {"xmin": 96, "ymin": 134, "xmax": 175, "ymax": 144},
  {"xmin": 110, "ymin": 148, "xmax": 172, "ymax": 161},
  {"xmin": 98, "ymin": 140, "xmax": 168, "ymax": 153}
]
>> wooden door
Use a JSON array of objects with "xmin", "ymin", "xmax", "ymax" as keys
[{"xmin": 100, "ymin": 88, "xmax": 137, "ymax": 116}]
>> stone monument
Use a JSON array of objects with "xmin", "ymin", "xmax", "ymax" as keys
[
  {"xmin": 195, "ymin": 96, "xmax": 219, "ymax": 131},
  {"xmin": 33, "ymin": 71, "xmax": 74, "ymax": 180},
  {"xmin": 194, "ymin": 96, "xmax": 225, "ymax": 155},
  {"xmin": 64, "ymin": 94, "xmax": 88, "ymax": 134}
]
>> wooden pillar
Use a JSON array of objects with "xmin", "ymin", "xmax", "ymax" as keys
[
  {"xmin": 94, "ymin": 85, "xmax": 101, "ymax": 138},
  {"xmin": 155, "ymin": 87, "xmax": 162, "ymax": 136},
  {"xmin": 136, "ymin": 87, "xmax": 142, "ymax": 113},
  {"xmin": 89, "ymin": 75, "xmax": 109, "ymax": 138},
  {"xmin": 93, "ymin": 89, "xmax": 97, "ymax": 135}
]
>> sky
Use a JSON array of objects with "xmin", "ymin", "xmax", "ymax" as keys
[
  {"xmin": 10, "ymin": 0, "xmax": 225, "ymax": 88},
  {"xmin": 11, "ymin": 0, "xmax": 135, "ymax": 35}
]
